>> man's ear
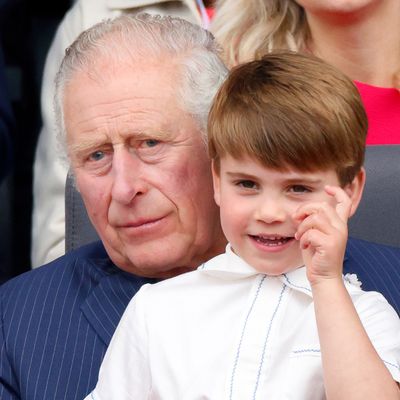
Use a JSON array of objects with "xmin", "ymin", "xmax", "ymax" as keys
[
  {"xmin": 344, "ymin": 167, "xmax": 366, "ymax": 217},
  {"xmin": 211, "ymin": 160, "xmax": 221, "ymax": 207}
]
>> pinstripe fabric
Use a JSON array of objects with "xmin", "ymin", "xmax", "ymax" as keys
[
  {"xmin": 0, "ymin": 241, "xmax": 154, "ymax": 400},
  {"xmin": 344, "ymin": 238, "xmax": 400, "ymax": 316}
]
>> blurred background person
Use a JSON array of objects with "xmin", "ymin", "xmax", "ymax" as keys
[
  {"xmin": 0, "ymin": 0, "xmax": 15, "ymax": 284},
  {"xmin": 0, "ymin": 44, "xmax": 13, "ymax": 185},
  {"xmin": 0, "ymin": 22, "xmax": 14, "ymax": 285},
  {"xmin": 212, "ymin": 0, "xmax": 400, "ymax": 145},
  {"xmin": 0, "ymin": 0, "xmax": 73, "ymax": 280}
]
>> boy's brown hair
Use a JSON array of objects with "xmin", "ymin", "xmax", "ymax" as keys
[{"xmin": 208, "ymin": 52, "xmax": 367, "ymax": 186}]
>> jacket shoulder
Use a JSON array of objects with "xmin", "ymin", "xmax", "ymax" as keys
[
  {"xmin": 0, "ymin": 241, "xmax": 110, "ymax": 299},
  {"xmin": 345, "ymin": 237, "xmax": 400, "ymax": 316}
]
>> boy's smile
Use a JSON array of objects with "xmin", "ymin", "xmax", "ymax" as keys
[{"xmin": 213, "ymin": 155, "xmax": 347, "ymax": 275}]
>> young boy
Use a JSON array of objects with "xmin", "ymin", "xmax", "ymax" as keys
[{"xmin": 86, "ymin": 52, "xmax": 400, "ymax": 399}]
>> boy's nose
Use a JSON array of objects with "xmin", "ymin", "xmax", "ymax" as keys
[{"xmin": 254, "ymin": 197, "xmax": 287, "ymax": 224}]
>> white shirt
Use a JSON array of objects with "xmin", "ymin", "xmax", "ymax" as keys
[{"xmin": 87, "ymin": 245, "xmax": 400, "ymax": 399}]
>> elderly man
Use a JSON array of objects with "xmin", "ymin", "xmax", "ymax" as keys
[
  {"xmin": 0, "ymin": 14, "xmax": 227, "ymax": 400},
  {"xmin": 0, "ymin": 13, "xmax": 399, "ymax": 400},
  {"xmin": 31, "ymin": 0, "xmax": 212, "ymax": 268}
]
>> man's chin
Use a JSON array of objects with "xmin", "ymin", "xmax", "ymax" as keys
[{"xmin": 107, "ymin": 246, "xmax": 193, "ymax": 278}]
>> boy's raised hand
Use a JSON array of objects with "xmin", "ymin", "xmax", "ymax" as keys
[{"xmin": 293, "ymin": 185, "xmax": 352, "ymax": 286}]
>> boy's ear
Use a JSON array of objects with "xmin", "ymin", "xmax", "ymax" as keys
[
  {"xmin": 211, "ymin": 160, "xmax": 221, "ymax": 207},
  {"xmin": 344, "ymin": 167, "xmax": 366, "ymax": 217}
]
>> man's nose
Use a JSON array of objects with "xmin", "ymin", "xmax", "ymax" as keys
[
  {"xmin": 254, "ymin": 195, "xmax": 287, "ymax": 224},
  {"xmin": 111, "ymin": 149, "xmax": 147, "ymax": 204}
]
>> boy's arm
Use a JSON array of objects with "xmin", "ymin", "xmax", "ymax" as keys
[
  {"xmin": 313, "ymin": 277, "xmax": 399, "ymax": 399},
  {"xmin": 295, "ymin": 186, "xmax": 400, "ymax": 400}
]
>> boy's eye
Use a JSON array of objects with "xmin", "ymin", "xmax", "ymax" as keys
[
  {"xmin": 237, "ymin": 180, "xmax": 257, "ymax": 189},
  {"xmin": 289, "ymin": 185, "xmax": 311, "ymax": 193}
]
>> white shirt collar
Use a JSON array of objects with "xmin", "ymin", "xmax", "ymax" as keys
[{"xmin": 199, "ymin": 244, "xmax": 313, "ymax": 297}]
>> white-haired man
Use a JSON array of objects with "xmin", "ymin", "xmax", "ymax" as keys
[
  {"xmin": 0, "ymin": 14, "xmax": 227, "ymax": 400},
  {"xmin": 31, "ymin": 0, "xmax": 214, "ymax": 267}
]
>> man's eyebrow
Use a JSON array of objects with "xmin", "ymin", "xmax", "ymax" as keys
[
  {"xmin": 68, "ymin": 139, "xmax": 108, "ymax": 155},
  {"xmin": 68, "ymin": 129, "xmax": 172, "ymax": 153},
  {"xmin": 124, "ymin": 129, "xmax": 172, "ymax": 141},
  {"xmin": 225, "ymin": 171, "xmax": 259, "ymax": 180}
]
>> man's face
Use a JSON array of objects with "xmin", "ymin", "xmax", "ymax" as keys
[
  {"xmin": 213, "ymin": 155, "xmax": 346, "ymax": 275},
  {"xmin": 64, "ymin": 60, "xmax": 225, "ymax": 277}
]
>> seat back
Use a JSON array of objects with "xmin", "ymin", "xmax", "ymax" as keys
[
  {"xmin": 65, "ymin": 172, "xmax": 99, "ymax": 252},
  {"xmin": 349, "ymin": 145, "xmax": 400, "ymax": 247}
]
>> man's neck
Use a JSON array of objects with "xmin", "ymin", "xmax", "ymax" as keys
[{"xmin": 305, "ymin": 1, "xmax": 400, "ymax": 87}]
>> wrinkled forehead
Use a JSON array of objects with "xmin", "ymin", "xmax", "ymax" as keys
[
  {"xmin": 62, "ymin": 60, "xmax": 200, "ymax": 146},
  {"xmin": 62, "ymin": 52, "xmax": 183, "ymax": 121},
  {"xmin": 67, "ymin": 48, "xmax": 180, "ymax": 87}
]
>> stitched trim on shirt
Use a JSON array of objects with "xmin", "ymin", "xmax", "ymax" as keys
[
  {"xmin": 282, "ymin": 273, "xmax": 311, "ymax": 293},
  {"xmin": 292, "ymin": 349, "xmax": 321, "ymax": 354},
  {"xmin": 229, "ymin": 275, "xmax": 267, "ymax": 400},
  {"xmin": 383, "ymin": 359, "xmax": 400, "ymax": 370},
  {"xmin": 253, "ymin": 283, "xmax": 287, "ymax": 400}
]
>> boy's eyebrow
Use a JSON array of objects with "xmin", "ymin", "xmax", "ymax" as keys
[
  {"xmin": 225, "ymin": 171, "xmax": 259, "ymax": 180},
  {"xmin": 225, "ymin": 171, "xmax": 324, "ymax": 185},
  {"xmin": 283, "ymin": 177, "xmax": 324, "ymax": 185}
]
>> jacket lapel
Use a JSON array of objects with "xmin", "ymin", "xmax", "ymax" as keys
[{"xmin": 81, "ymin": 263, "xmax": 155, "ymax": 346}]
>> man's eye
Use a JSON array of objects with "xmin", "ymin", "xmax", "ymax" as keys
[
  {"xmin": 89, "ymin": 150, "xmax": 105, "ymax": 161},
  {"xmin": 237, "ymin": 180, "xmax": 257, "ymax": 189},
  {"xmin": 290, "ymin": 185, "xmax": 310, "ymax": 193},
  {"xmin": 144, "ymin": 139, "xmax": 160, "ymax": 148}
]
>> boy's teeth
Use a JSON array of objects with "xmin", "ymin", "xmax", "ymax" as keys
[{"xmin": 253, "ymin": 235, "xmax": 291, "ymax": 245}]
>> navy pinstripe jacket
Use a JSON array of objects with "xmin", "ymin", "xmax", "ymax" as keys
[
  {"xmin": 0, "ymin": 238, "xmax": 399, "ymax": 399},
  {"xmin": 0, "ymin": 241, "xmax": 155, "ymax": 400}
]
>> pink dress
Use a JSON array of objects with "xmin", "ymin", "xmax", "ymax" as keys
[{"xmin": 355, "ymin": 81, "xmax": 400, "ymax": 145}]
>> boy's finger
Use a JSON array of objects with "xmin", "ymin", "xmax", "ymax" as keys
[
  {"xmin": 295, "ymin": 211, "xmax": 332, "ymax": 240},
  {"xmin": 293, "ymin": 201, "xmax": 336, "ymax": 223},
  {"xmin": 324, "ymin": 185, "xmax": 352, "ymax": 221}
]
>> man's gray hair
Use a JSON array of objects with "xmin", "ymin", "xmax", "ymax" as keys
[{"xmin": 54, "ymin": 13, "xmax": 228, "ymax": 154}]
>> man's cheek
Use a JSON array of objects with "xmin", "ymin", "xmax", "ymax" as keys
[{"xmin": 80, "ymin": 186, "xmax": 108, "ymax": 219}]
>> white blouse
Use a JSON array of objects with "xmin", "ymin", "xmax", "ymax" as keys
[{"xmin": 87, "ymin": 245, "xmax": 400, "ymax": 399}]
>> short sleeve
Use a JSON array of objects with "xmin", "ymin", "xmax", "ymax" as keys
[
  {"xmin": 355, "ymin": 291, "xmax": 400, "ymax": 382},
  {"xmin": 87, "ymin": 284, "xmax": 153, "ymax": 400}
]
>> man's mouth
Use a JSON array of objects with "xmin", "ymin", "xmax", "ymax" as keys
[
  {"xmin": 117, "ymin": 216, "xmax": 165, "ymax": 229},
  {"xmin": 125, "ymin": 218, "xmax": 162, "ymax": 228},
  {"xmin": 249, "ymin": 234, "xmax": 294, "ymax": 246}
]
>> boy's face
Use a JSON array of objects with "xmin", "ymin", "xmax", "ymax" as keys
[{"xmin": 213, "ymin": 155, "xmax": 353, "ymax": 275}]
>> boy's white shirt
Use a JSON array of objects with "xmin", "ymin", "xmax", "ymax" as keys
[{"xmin": 87, "ymin": 244, "xmax": 400, "ymax": 400}]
